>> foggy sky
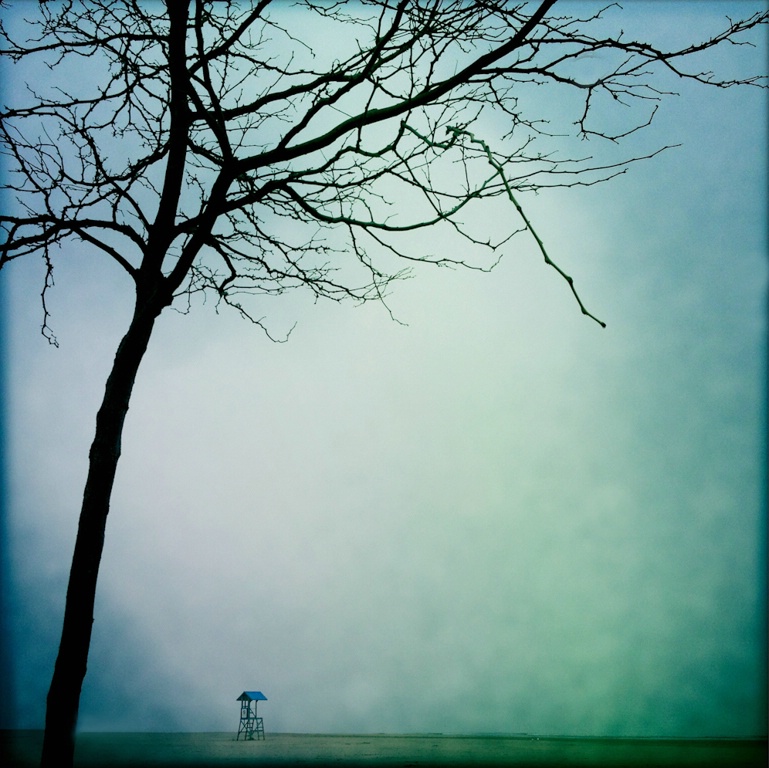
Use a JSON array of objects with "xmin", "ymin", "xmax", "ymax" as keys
[{"xmin": 1, "ymin": 2, "xmax": 767, "ymax": 738}]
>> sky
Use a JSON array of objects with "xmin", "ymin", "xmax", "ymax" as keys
[{"xmin": 1, "ymin": 1, "xmax": 767, "ymax": 739}]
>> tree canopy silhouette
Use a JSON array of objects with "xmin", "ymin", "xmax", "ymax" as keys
[{"xmin": 1, "ymin": 1, "xmax": 766, "ymax": 765}]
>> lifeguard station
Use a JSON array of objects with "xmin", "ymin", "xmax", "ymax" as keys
[{"xmin": 236, "ymin": 691, "xmax": 267, "ymax": 740}]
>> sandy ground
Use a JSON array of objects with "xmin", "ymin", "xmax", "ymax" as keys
[{"xmin": 1, "ymin": 731, "xmax": 766, "ymax": 768}]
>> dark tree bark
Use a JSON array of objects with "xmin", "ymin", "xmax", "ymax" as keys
[
  {"xmin": 38, "ymin": 0, "xmax": 190, "ymax": 759},
  {"xmin": 40, "ymin": 293, "xmax": 167, "ymax": 767}
]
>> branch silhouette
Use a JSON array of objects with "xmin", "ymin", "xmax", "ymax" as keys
[{"xmin": 1, "ymin": 3, "xmax": 766, "ymax": 765}]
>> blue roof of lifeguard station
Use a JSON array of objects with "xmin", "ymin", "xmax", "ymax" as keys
[{"xmin": 237, "ymin": 691, "xmax": 267, "ymax": 701}]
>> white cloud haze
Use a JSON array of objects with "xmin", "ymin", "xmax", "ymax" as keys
[{"xmin": 2, "ymin": 1, "xmax": 766, "ymax": 738}]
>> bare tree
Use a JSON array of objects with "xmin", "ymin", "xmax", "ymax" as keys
[{"xmin": 1, "ymin": 1, "xmax": 766, "ymax": 765}]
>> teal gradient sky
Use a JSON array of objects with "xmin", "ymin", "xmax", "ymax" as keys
[{"xmin": 1, "ymin": 2, "xmax": 766, "ymax": 737}]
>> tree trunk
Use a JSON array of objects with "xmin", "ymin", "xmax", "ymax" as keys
[{"xmin": 40, "ymin": 299, "xmax": 162, "ymax": 768}]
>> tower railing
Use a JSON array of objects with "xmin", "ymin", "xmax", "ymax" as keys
[{"xmin": 236, "ymin": 692, "xmax": 266, "ymax": 740}]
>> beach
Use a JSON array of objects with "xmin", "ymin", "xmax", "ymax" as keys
[{"xmin": 2, "ymin": 731, "xmax": 766, "ymax": 767}]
